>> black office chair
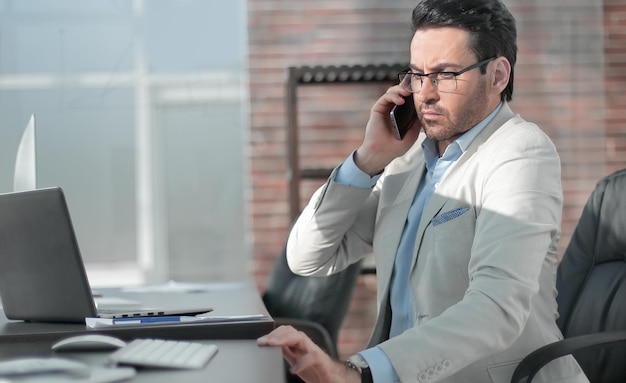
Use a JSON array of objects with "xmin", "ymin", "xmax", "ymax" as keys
[
  {"xmin": 263, "ymin": 245, "xmax": 362, "ymax": 382},
  {"xmin": 511, "ymin": 168, "xmax": 626, "ymax": 383}
]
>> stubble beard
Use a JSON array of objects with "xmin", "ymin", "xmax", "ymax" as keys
[{"xmin": 418, "ymin": 79, "xmax": 490, "ymax": 142}]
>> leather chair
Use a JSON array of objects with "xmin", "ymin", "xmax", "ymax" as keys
[
  {"xmin": 511, "ymin": 168, "xmax": 626, "ymax": 383},
  {"xmin": 263, "ymin": 245, "xmax": 362, "ymax": 382}
]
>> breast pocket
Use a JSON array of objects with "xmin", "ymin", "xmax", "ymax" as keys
[
  {"xmin": 430, "ymin": 206, "xmax": 475, "ymax": 233},
  {"xmin": 431, "ymin": 207, "xmax": 471, "ymax": 226}
]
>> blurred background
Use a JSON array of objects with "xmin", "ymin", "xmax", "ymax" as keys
[
  {"xmin": 1, "ymin": 0, "xmax": 623, "ymax": 360},
  {"xmin": 0, "ymin": 0, "xmax": 248, "ymax": 284}
]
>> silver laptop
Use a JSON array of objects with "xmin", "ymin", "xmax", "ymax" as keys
[{"xmin": 0, "ymin": 187, "xmax": 212, "ymax": 323}]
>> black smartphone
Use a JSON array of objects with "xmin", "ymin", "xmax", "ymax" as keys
[{"xmin": 390, "ymin": 94, "xmax": 417, "ymax": 140}]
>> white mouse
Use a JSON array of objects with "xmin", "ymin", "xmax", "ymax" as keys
[
  {"xmin": 52, "ymin": 334, "xmax": 127, "ymax": 352},
  {"xmin": 0, "ymin": 357, "xmax": 90, "ymax": 377}
]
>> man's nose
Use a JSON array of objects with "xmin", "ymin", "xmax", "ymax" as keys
[{"xmin": 417, "ymin": 77, "xmax": 439, "ymax": 103}]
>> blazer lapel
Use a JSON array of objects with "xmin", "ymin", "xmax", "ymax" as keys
[
  {"xmin": 376, "ymin": 161, "xmax": 426, "ymax": 289},
  {"xmin": 410, "ymin": 191, "xmax": 447, "ymax": 272}
]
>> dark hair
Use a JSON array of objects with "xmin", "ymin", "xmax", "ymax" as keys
[{"xmin": 411, "ymin": 0, "xmax": 517, "ymax": 101}]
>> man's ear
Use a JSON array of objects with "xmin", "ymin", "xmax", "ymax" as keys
[{"xmin": 492, "ymin": 57, "xmax": 511, "ymax": 94}]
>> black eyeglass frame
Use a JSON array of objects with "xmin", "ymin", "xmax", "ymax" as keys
[{"xmin": 398, "ymin": 57, "xmax": 496, "ymax": 93}]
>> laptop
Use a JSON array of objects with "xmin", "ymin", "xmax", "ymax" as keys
[{"xmin": 0, "ymin": 187, "xmax": 213, "ymax": 323}]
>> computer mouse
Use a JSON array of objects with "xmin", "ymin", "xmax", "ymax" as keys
[
  {"xmin": 0, "ymin": 357, "xmax": 90, "ymax": 377},
  {"xmin": 52, "ymin": 334, "xmax": 127, "ymax": 352}
]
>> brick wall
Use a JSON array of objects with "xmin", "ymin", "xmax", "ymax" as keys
[
  {"xmin": 605, "ymin": 0, "xmax": 626, "ymax": 174},
  {"xmin": 247, "ymin": 0, "xmax": 624, "ymax": 360}
]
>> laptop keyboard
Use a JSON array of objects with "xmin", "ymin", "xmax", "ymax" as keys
[{"xmin": 108, "ymin": 339, "xmax": 218, "ymax": 369}]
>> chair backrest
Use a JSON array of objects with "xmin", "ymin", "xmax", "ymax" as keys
[
  {"xmin": 555, "ymin": 168, "xmax": 626, "ymax": 382},
  {"xmin": 262, "ymin": 245, "xmax": 362, "ymax": 350}
]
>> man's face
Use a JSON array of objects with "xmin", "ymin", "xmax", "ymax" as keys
[{"xmin": 409, "ymin": 27, "xmax": 500, "ymax": 147}]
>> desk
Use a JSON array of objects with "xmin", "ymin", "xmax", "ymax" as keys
[
  {"xmin": 0, "ymin": 282, "xmax": 285, "ymax": 382},
  {"xmin": 0, "ymin": 282, "xmax": 275, "ymax": 342},
  {"xmin": 0, "ymin": 338, "xmax": 285, "ymax": 382}
]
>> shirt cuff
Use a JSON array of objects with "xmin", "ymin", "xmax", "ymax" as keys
[
  {"xmin": 335, "ymin": 151, "xmax": 381, "ymax": 188},
  {"xmin": 359, "ymin": 346, "xmax": 400, "ymax": 383}
]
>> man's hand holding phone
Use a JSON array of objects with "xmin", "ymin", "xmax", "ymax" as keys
[{"xmin": 354, "ymin": 86, "xmax": 420, "ymax": 176}]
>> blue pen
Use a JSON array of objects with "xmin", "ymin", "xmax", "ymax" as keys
[{"xmin": 113, "ymin": 316, "xmax": 184, "ymax": 324}]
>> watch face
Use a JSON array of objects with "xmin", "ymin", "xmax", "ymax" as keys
[
  {"xmin": 347, "ymin": 354, "xmax": 373, "ymax": 383},
  {"xmin": 348, "ymin": 354, "xmax": 369, "ymax": 369}
]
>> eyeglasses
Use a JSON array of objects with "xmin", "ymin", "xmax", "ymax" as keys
[{"xmin": 398, "ymin": 57, "xmax": 496, "ymax": 93}]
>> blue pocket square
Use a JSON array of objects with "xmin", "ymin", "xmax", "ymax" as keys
[{"xmin": 431, "ymin": 207, "xmax": 471, "ymax": 226}]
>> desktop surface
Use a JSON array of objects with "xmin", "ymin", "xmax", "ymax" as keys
[
  {"xmin": 0, "ymin": 282, "xmax": 275, "ymax": 342},
  {"xmin": 0, "ymin": 338, "xmax": 285, "ymax": 383}
]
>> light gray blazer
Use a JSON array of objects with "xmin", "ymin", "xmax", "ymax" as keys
[{"xmin": 286, "ymin": 103, "xmax": 588, "ymax": 383}]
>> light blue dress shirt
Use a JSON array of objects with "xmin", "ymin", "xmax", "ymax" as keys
[{"xmin": 334, "ymin": 103, "xmax": 502, "ymax": 382}]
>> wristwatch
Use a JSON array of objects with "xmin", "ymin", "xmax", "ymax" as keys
[{"xmin": 346, "ymin": 354, "xmax": 373, "ymax": 383}]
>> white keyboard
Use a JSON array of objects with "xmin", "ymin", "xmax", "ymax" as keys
[{"xmin": 108, "ymin": 339, "xmax": 218, "ymax": 369}]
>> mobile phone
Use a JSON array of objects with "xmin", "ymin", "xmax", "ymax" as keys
[{"xmin": 390, "ymin": 94, "xmax": 417, "ymax": 140}]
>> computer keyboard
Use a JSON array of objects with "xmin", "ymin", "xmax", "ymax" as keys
[{"xmin": 108, "ymin": 338, "xmax": 218, "ymax": 369}]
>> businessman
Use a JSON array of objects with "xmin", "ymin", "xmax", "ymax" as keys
[{"xmin": 258, "ymin": 0, "xmax": 588, "ymax": 382}]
